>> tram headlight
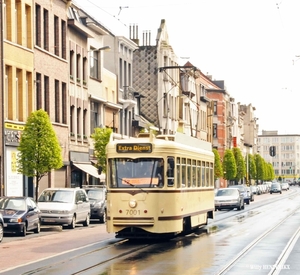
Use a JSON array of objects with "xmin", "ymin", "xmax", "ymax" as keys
[{"xmin": 129, "ymin": 199, "xmax": 137, "ymax": 208}]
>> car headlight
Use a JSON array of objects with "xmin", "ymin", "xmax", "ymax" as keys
[
  {"xmin": 10, "ymin": 218, "xmax": 22, "ymax": 223},
  {"xmin": 58, "ymin": 210, "xmax": 71, "ymax": 214}
]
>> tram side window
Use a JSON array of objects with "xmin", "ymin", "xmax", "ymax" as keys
[
  {"xmin": 187, "ymin": 159, "xmax": 191, "ymax": 187},
  {"xmin": 192, "ymin": 160, "xmax": 196, "ymax": 187},
  {"xmin": 210, "ymin": 162, "xmax": 214, "ymax": 187},
  {"xmin": 201, "ymin": 161, "xmax": 205, "ymax": 187},
  {"xmin": 109, "ymin": 159, "xmax": 117, "ymax": 187},
  {"xmin": 176, "ymin": 157, "xmax": 181, "ymax": 188},
  {"xmin": 197, "ymin": 160, "xmax": 201, "ymax": 187},
  {"xmin": 182, "ymin": 158, "xmax": 186, "ymax": 187},
  {"xmin": 167, "ymin": 157, "xmax": 175, "ymax": 186},
  {"xmin": 206, "ymin": 162, "xmax": 210, "ymax": 187}
]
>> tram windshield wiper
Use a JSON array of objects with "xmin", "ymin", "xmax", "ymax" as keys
[{"xmin": 119, "ymin": 177, "xmax": 148, "ymax": 193}]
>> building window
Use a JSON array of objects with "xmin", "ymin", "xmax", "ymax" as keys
[
  {"xmin": 16, "ymin": 0, "xmax": 21, "ymax": 44},
  {"xmin": 77, "ymin": 107, "xmax": 81, "ymax": 136},
  {"xmin": 77, "ymin": 53, "xmax": 81, "ymax": 81},
  {"xmin": 83, "ymin": 109, "xmax": 87, "ymax": 137},
  {"xmin": 62, "ymin": 82, "xmax": 67, "ymax": 124},
  {"xmin": 26, "ymin": 71, "xmax": 33, "ymax": 118},
  {"xmin": 83, "ymin": 57, "xmax": 87, "ymax": 84},
  {"xmin": 213, "ymin": 123, "xmax": 217, "ymax": 138},
  {"xmin": 44, "ymin": 75, "xmax": 49, "ymax": 114},
  {"xmin": 70, "ymin": 50, "xmax": 74, "ymax": 79},
  {"xmin": 55, "ymin": 80, "xmax": 60, "ymax": 122},
  {"xmin": 91, "ymin": 101, "xmax": 99, "ymax": 133},
  {"xmin": 25, "ymin": 4, "xmax": 32, "ymax": 49},
  {"xmin": 5, "ymin": 66, "xmax": 12, "ymax": 119},
  {"xmin": 90, "ymin": 51, "xmax": 99, "ymax": 79},
  {"xmin": 70, "ymin": 105, "xmax": 75, "ymax": 133},
  {"xmin": 16, "ymin": 69, "xmax": 22, "ymax": 121},
  {"xmin": 36, "ymin": 73, "xmax": 42, "ymax": 110},
  {"xmin": 43, "ymin": 9, "xmax": 49, "ymax": 50},
  {"xmin": 61, "ymin": 20, "xmax": 66, "ymax": 59},
  {"xmin": 3, "ymin": 0, "xmax": 8, "ymax": 40},
  {"xmin": 54, "ymin": 16, "xmax": 59, "ymax": 56},
  {"xmin": 35, "ymin": 4, "xmax": 41, "ymax": 47},
  {"xmin": 119, "ymin": 58, "xmax": 123, "ymax": 89},
  {"xmin": 213, "ymin": 101, "xmax": 217, "ymax": 115}
]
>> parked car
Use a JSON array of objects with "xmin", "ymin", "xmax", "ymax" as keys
[
  {"xmin": 0, "ymin": 213, "xmax": 4, "ymax": 242},
  {"xmin": 250, "ymin": 185, "xmax": 257, "ymax": 195},
  {"xmin": 0, "ymin": 196, "xmax": 41, "ymax": 236},
  {"xmin": 228, "ymin": 185, "xmax": 251, "ymax": 204},
  {"xmin": 246, "ymin": 186, "xmax": 254, "ymax": 202},
  {"xmin": 215, "ymin": 188, "xmax": 244, "ymax": 211},
  {"xmin": 270, "ymin": 182, "xmax": 282, "ymax": 194},
  {"xmin": 38, "ymin": 188, "xmax": 90, "ymax": 229},
  {"xmin": 83, "ymin": 186, "xmax": 107, "ymax": 223},
  {"xmin": 281, "ymin": 182, "xmax": 289, "ymax": 191}
]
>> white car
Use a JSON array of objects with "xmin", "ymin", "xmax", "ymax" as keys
[{"xmin": 38, "ymin": 188, "xmax": 90, "ymax": 229}]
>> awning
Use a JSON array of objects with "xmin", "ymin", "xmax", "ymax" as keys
[{"xmin": 73, "ymin": 162, "xmax": 105, "ymax": 180}]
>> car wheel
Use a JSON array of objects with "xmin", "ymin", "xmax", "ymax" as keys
[
  {"xmin": 21, "ymin": 223, "xmax": 27, "ymax": 237},
  {"xmin": 100, "ymin": 209, "xmax": 106, "ymax": 223},
  {"xmin": 83, "ymin": 214, "xmax": 90, "ymax": 227},
  {"xmin": 68, "ymin": 215, "xmax": 76, "ymax": 229},
  {"xmin": 0, "ymin": 223, "xmax": 3, "ymax": 242},
  {"xmin": 34, "ymin": 220, "xmax": 41, "ymax": 234}
]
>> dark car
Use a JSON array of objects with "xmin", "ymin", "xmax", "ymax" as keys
[
  {"xmin": 83, "ymin": 186, "xmax": 107, "ymax": 223},
  {"xmin": 215, "ymin": 188, "xmax": 244, "ymax": 211},
  {"xmin": 229, "ymin": 185, "xmax": 251, "ymax": 205},
  {"xmin": 0, "ymin": 196, "xmax": 41, "ymax": 236},
  {"xmin": 270, "ymin": 182, "xmax": 282, "ymax": 194},
  {"xmin": 0, "ymin": 213, "xmax": 4, "ymax": 242}
]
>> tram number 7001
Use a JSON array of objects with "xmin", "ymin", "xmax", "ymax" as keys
[{"xmin": 126, "ymin": 209, "xmax": 141, "ymax": 215}]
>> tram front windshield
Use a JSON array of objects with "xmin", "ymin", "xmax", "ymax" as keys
[{"xmin": 109, "ymin": 158, "xmax": 164, "ymax": 188}]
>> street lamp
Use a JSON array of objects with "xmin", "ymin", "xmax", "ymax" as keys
[{"xmin": 90, "ymin": 46, "xmax": 111, "ymax": 52}]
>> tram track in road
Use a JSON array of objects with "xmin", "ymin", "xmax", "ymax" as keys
[{"xmin": 214, "ymin": 198, "xmax": 300, "ymax": 275}]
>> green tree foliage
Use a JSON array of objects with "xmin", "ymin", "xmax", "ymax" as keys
[
  {"xmin": 232, "ymin": 147, "xmax": 246, "ymax": 183},
  {"xmin": 17, "ymin": 110, "xmax": 63, "ymax": 201},
  {"xmin": 254, "ymin": 153, "xmax": 264, "ymax": 183},
  {"xmin": 248, "ymin": 154, "xmax": 256, "ymax": 181},
  {"xmin": 222, "ymin": 149, "xmax": 237, "ymax": 181},
  {"xmin": 213, "ymin": 148, "xmax": 223, "ymax": 180},
  {"xmin": 91, "ymin": 127, "xmax": 113, "ymax": 173}
]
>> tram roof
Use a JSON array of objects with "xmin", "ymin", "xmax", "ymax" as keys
[{"xmin": 107, "ymin": 132, "xmax": 213, "ymax": 156}]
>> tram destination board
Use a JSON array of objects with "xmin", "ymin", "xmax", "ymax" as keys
[{"xmin": 116, "ymin": 143, "xmax": 152, "ymax": 153}]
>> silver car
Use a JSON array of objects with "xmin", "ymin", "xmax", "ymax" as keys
[
  {"xmin": 38, "ymin": 188, "xmax": 90, "ymax": 229},
  {"xmin": 215, "ymin": 188, "xmax": 244, "ymax": 211}
]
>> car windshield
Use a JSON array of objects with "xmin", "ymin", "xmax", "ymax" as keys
[
  {"xmin": 230, "ymin": 185, "xmax": 245, "ymax": 191},
  {"xmin": 38, "ymin": 190, "xmax": 74, "ymax": 203},
  {"xmin": 216, "ymin": 189, "xmax": 237, "ymax": 196},
  {"xmin": 0, "ymin": 198, "xmax": 26, "ymax": 211},
  {"xmin": 86, "ymin": 190, "xmax": 104, "ymax": 200}
]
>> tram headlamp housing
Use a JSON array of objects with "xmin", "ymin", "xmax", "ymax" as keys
[{"xmin": 129, "ymin": 199, "xmax": 137, "ymax": 208}]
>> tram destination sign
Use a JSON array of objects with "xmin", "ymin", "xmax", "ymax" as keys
[{"xmin": 116, "ymin": 143, "xmax": 152, "ymax": 153}]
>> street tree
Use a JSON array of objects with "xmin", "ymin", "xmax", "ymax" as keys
[
  {"xmin": 222, "ymin": 149, "xmax": 237, "ymax": 184},
  {"xmin": 91, "ymin": 127, "xmax": 113, "ymax": 173},
  {"xmin": 17, "ymin": 110, "xmax": 63, "ymax": 201},
  {"xmin": 246, "ymin": 153, "xmax": 256, "ymax": 184},
  {"xmin": 213, "ymin": 148, "xmax": 223, "ymax": 182},
  {"xmin": 254, "ymin": 153, "xmax": 264, "ymax": 183},
  {"xmin": 232, "ymin": 147, "xmax": 246, "ymax": 184}
]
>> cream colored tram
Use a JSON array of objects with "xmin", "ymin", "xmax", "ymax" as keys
[{"xmin": 105, "ymin": 132, "xmax": 215, "ymax": 239}]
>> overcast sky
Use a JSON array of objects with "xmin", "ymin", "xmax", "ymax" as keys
[{"xmin": 75, "ymin": 0, "xmax": 300, "ymax": 135}]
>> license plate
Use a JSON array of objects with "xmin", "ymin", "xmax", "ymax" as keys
[{"xmin": 43, "ymin": 218, "xmax": 55, "ymax": 223}]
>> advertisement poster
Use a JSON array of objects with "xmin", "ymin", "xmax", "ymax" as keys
[{"xmin": 6, "ymin": 147, "xmax": 23, "ymax": 196}]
